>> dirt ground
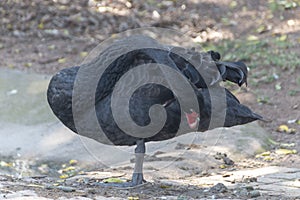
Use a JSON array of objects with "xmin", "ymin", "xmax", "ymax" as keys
[{"xmin": 0, "ymin": 0, "xmax": 299, "ymax": 199}]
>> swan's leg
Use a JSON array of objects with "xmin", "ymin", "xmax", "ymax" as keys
[
  {"xmin": 93, "ymin": 139, "xmax": 146, "ymax": 188},
  {"xmin": 131, "ymin": 139, "xmax": 146, "ymax": 185}
]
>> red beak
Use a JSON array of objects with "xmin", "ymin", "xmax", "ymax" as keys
[{"xmin": 185, "ymin": 110, "xmax": 199, "ymax": 130}]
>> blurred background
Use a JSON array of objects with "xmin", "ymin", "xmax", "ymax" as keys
[{"xmin": 0, "ymin": 0, "xmax": 299, "ymax": 198}]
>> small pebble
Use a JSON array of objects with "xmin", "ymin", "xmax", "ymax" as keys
[
  {"xmin": 87, "ymin": 188, "xmax": 97, "ymax": 194},
  {"xmin": 0, "ymin": 177, "xmax": 8, "ymax": 181},
  {"xmin": 249, "ymin": 190, "xmax": 261, "ymax": 198},
  {"xmin": 44, "ymin": 184, "xmax": 56, "ymax": 190},
  {"xmin": 243, "ymin": 186, "xmax": 254, "ymax": 191},
  {"xmin": 57, "ymin": 185, "xmax": 76, "ymax": 192},
  {"xmin": 209, "ymin": 183, "xmax": 228, "ymax": 193},
  {"xmin": 238, "ymin": 188, "xmax": 248, "ymax": 197},
  {"xmin": 223, "ymin": 157, "xmax": 234, "ymax": 165},
  {"xmin": 247, "ymin": 177, "xmax": 257, "ymax": 182}
]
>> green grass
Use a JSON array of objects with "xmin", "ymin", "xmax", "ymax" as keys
[
  {"xmin": 201, "ymin": 37, "xmax": 300, "ymax": 71},
  {"xmin": 269, "ymin": 0, "xmax": 300, "ymax": 12}
]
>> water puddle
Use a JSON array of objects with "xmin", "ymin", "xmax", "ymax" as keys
[{"xmin": 0, "ymin": 68, "xmax": 55, "ymax": 125}]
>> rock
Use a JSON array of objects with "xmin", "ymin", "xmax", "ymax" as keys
[
  {"xmin": 209, "ymin": 183, "xmax": 228, "ymax": 193},
  {"xmin": 57, "ymin": 186, "xmax": 76, "ymax": 192},
  {"xmin": 0, "ymin": 176, "xmax": 8, "ymax": 181},
  {"xmin": 243, "ymin": 176, "xmax": 257, "ymax": 183},
  {"xmin": 223, "ymin": 156, "xmax": 235, "ymax": 165},
  {"xmin": 235, "ymin": 185, "xmax": 260, "ymax": 198},
  {"xmin": 243, "ymin": 186, "xmax": 254, "ymax": 191},
  {"xmin": 249, "ymin": 190, "xmax": 261, "ymax": 198},
  {"xmin": 45, "ymin": 184, "xmax": 56, "ymax": 190},
  {"xmin": 236, "ymin": 188, "xmax": 248, "ymax": 197}
]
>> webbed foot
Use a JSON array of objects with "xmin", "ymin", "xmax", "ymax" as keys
[{"xmin": 93, "ymin": 173, "xmax": 146, "ymax": 188}]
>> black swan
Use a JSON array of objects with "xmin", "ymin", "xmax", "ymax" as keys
[{"xmin": 47, "ymin": 35, "xmax": 262, "ymax": 187}]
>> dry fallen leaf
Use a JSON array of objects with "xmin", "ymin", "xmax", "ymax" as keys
[
  {"xmin": 62, "ymin": 166, "xmax": 75, "ymax": 173},
  {"xmin": 277, "ymin": 34, "xmax": 287, "ymax": 41},
  {"xmin": 69, "ymin": 159, "xmax": 78, "ymax": 165},
  {"xmin": 277, "ymin": 124, "xmax": 296, "ymax": 134},
  {"xmin": 80, "ymin": 51, "xmax": 88, "ymax": 57},
  {"xmin": 128, "ymin": 197, "xmax": 139, "ymax": 200},
  {"xmin": 28, "ymin": 184, "xmax": 44, "ymax": 188},
  {"xmin": 0, "ymin": 161, "xmax": 13, "ymax": 167},
  {"xmin": 256, "ymin": 25, "xmax": 267, "ymax": 34},
  {"xmin": 263, "ymin": 156, "xmax": 274, "ymax": 161},
  {"xmin": 247, "ymin": 35, "xmax": 259, "ymax": 41},
  {"xmin": 255, "ymin": 151, "xmax": 274, "ymax": 161},
  {"xmin": 229, "ymin": 1, "xmax": 238, "ymax": 8},
  {"xmin": 25, "ymin": 62, "xmax": 32, "ymax": 67},
  {"xmin": 280, "ymin": 143, "xmax": 296, "ymax": 148},
  {"xmin": 58, "ymin": 58, "xmax": 66, "ymax": 64},
  {"xmin": 219, "ymin": 164, "xmax": 226, "ymax": 169},
  {"xmin": 48, "ymin": 45, "xmax": 56, "ymax": 50},
  {"xmin": 275, "ymin": 83, "xmax": 281, "ymax": 90},
  {"xmin": 275, "ymin": 149, "xmax": 297, "ymax": 155},
  {"xmin": 38, "ymin": 22, "xmax": 44, "ymax": 29},
  {"xmin": 278, "ymin": 125, "xmax": 289, "ymax": 132},
  {"xmin": 103, "ymin": 177, "xmax": 125, "ymax": 183},
  {"xmin": 287, "ymin": 19, "xmax": 296, "ymax": 26},
  {"xmin": 160, "ymin": 185, "xmax": 171, "ymax": 189},
  {"xmin": 59, "ymin": 174, "xmax": 69, "ymax": 179},
  {"xmin": 261, "ymin": 151, "xmax": 271, "ymax": 156}
]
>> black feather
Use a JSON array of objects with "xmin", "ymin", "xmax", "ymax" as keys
[{"xmin": 47, "ymin": 35, "xmax": 262, "ymax": 146}]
